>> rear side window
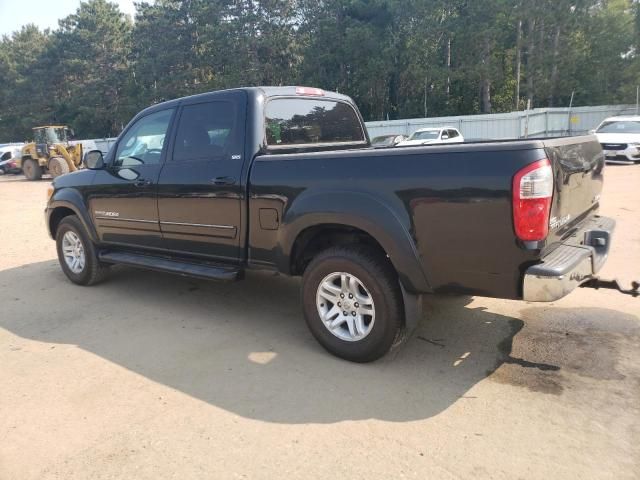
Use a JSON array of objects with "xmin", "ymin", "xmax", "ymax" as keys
[
  {"xmin": 172, "ymin": 101, "xmax": 238, "ymax": 162},
  {"xmin": 265, "ymin": 98, "xmax": 365, "ymax": 147}
]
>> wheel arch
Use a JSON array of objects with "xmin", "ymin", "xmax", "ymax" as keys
[
  {"xmin": 47, "ymin": 191, "xmax": 98, "ymax": 243},
  {"xmin": 280, "ymin": 191, "xmax": 431, "ymax": 293}
]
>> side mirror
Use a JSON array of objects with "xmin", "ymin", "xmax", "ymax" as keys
[
  {"xmin": 441, "ymin": 134, "xmax": 449, "ymax": 140},
  {"xmin": 84, "ymin": 150, "xmax": 104, "ymax": 170},
  {"xmin": 589, "ymin": 129, "xmax": 596, "ymax": 135}
]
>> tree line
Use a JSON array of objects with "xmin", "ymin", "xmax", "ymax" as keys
[{"xmin": 1, "ymin": 0, "xmax": 638, "ymax": 140}]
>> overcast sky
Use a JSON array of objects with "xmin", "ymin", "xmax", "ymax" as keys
[{"xmin": 0, "ymin": 0, "xmax": 138, "ymax": 36}]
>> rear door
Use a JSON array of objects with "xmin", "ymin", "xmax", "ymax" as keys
[{"xmin": 156, "ymin": 91, "xmax": 247, "ymax": 262}]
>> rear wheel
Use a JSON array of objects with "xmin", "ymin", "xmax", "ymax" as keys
[
  {"xmin": 56, "ymin": 215, "xmax": 108, "ymax": 286},
  {"xmin": 301, "ymin": 246, "xmax": 404, "ymax": 362},
  {"xmin": 48, "ymin": 157, "xmax": 69, "ymax": 178},
  {"xmin": 22, "ymin": 158, "xmax": 42, "ymax": 181}
]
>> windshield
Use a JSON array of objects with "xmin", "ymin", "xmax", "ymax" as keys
[
  {"xmin": 408, "ymin": 130, "xmax": 440, "ymax": 141},
  {"xmin": 596, "ymin": 121, "xmax": 640, "ymax": 134}
]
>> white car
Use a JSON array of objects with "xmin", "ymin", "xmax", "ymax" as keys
[
  {"xmin": 397, "ymin": 127, "xmax": 464, "ymax": 147},
  {"xmin": 593, "ymin": 116, "xmax": 640, "ymax": 164},
  {"xmin": 0, "ymin": 144, "xmax": 23, "ymax": 174}
]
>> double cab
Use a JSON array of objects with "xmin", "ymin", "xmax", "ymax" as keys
[{"xmin": 46, "ymin": 86, "xmax": 615, "ymax": 362}]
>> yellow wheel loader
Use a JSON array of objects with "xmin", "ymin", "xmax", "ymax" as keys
[{"xmin": 20, "ymin": 126, "xmax": 83, "ymax": 181}]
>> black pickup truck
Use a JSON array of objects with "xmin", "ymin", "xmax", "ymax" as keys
[{"xmin": 46, "ymin": 86, "xmax": 616, "ymax": 362}]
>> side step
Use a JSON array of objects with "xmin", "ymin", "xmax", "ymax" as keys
[{"xmin": 98, "ymin": 251, "xmax": 241, "ymax": 282}]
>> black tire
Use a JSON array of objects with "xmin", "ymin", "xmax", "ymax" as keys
[
  {"xmin": 23, "ymin": 158, "xmax": 42, "ymax": 181},
  {"xmin": 48, "ymin": 157, "xmax": 69, "ymax": 178},
  {"xmin": 301, "ymin": 246, "xmax": 405, "ymax": 362},
  {"xmin": 55, "ymin": 215, "xmax": 108, "ymax": 286}
]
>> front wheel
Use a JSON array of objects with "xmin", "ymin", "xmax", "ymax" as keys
[
  {"xmin": 56, "ymin": 215, "xmax": 108, "ymax": 286},
  {"xmin": 48, "ymin": 157, "xmax": 70, "ymax": 178},
  {"xmin": 301, "ymin": 246, "xmax": 405, "ymax": 362}
]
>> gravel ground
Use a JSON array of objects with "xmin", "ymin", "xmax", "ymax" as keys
[{"xmin": 0, "ymin": 165, "xmax": 638, "ymax": 480}]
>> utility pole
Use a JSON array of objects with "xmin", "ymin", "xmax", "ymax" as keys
[
  {"xmin": 567, "ymin": 90, "xmax": 575, "ymax": 136},
  {"xmin": 524, "ymin": 98, "xmax": 531, "ymax": 138},
  {"xmin": 424, "ymin": 79, "xmax": 428, "ymax": 118},
  {"xmin": 636, "ymin": 85, "xmax": 639, "ymax": 115}
]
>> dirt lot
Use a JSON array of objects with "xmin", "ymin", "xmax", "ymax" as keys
[{"xmin": 0, "ymin": 165, "xmax": 639, "ymax": 480}]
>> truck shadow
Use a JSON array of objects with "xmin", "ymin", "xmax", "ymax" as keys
[{"xmin": 1, "ymin": 260, "xmax": 636, "ymax": 424}]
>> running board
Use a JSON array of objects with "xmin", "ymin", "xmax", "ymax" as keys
[{"xmin": 98, "ymin": 251, "xmax": 241, "ymax": 282}]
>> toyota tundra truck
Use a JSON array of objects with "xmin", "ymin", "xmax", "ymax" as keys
[{"xmin": 45, "ymin": 86, "xmax": 623, "ymax": 362}]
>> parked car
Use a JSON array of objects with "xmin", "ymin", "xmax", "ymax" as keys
[
  {"xmin": 0, "ymin": 144, "xmax": 23, "ymax": 174},
  {"xmin": 397, "ymin": 127, "xmax": 464, "ymax": 146},
  {"xmin": 593, "ymin": 116, "xmax": 640, "ymax": 164},
  {"xmin": 371, "ymin": 134, "xmax": 407, "ymax": 147},
  {"xmin": 46, "ymin": 86, "xmax": 615, "ymax": 362}
]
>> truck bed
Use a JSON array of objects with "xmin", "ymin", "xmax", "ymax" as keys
[{"xmin": 248, "ymin": 135, "xmax": 604, "ymax": 299}]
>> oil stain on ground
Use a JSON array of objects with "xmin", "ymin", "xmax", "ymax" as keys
[{"xmin": 487, "ymin": 308, "xmax": 639, "ymax": 395}]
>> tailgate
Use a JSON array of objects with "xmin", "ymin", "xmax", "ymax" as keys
[{"xmin": 543, "ymin": 135, "xmax": 605, "ymax": 244}]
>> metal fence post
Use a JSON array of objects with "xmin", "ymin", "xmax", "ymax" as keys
[{"xmin": 545, "ymin": 110, "xmax": 549, "ymax": 137}]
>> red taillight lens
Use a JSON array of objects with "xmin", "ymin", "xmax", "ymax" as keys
[
  {"xmin": 295, "ymin": 86, "xmax": 325, "ymax": 96},
  {"xmin": 512, "ymin": 158, "xmax": 553, "ymax": 241}
]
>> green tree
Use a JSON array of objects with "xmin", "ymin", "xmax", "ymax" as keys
[{"xmin": 52, "ymin": 0, "xmax": 134, "ymax": 137}]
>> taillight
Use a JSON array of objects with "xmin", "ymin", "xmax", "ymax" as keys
[
  {"xmin": 295, "ymin": 86, "xmax": 325, "ymax": 96},
  {"xmin": 512, "ymin": 158, "xmax": 553, "ymax": 241}
]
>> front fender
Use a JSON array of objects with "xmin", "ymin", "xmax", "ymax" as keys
[
  {"xmin": 278, "ymin": 190, "xmax": 431, "ymax": 293},
  {"xmin": 47, "ymin": 188, "xmax": 98, "ymax": 243}
]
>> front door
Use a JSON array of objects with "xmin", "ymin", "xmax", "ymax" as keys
[
  {"xmin": 157, "ymin": 92, "xmax": 246, "ymax": 262},
  {"xmin": 88, "ymin": 108, "xmax": 175, "ymax": 249}
]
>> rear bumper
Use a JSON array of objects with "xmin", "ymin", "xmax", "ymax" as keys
[{"xmin": 523, "ymin": 215, "xmax": 615, "ymax": 302}]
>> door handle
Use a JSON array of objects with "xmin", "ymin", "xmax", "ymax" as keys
[
  {"xmin": 211, "ymin": 176, "xmax": 236, "ymax": 186},
  {"xmin": 135, "ymin": 178, "xmax": 152, "ymax": 187}
]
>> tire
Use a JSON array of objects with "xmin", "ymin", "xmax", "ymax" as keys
[
  {"xmin": 55, "ymin": 215, "xmax": 108, "ymax": 286},
  {"xmin": 23, "ymin": 158, "xmax": 42, "ymax": 181},
  {"xmin": 48, "ymin": 157, "xmax": 69, "ymax": 178},
  {"xmin": 301, "ymin": 246, "xmax": 404, "ymax": 362}
]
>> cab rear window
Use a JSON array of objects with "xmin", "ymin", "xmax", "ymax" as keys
[{"xmin": 265, "ymin": 98, "xmax": 365, "ymax": 147}]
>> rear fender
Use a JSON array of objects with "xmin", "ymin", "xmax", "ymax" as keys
[{"xmin": 279, "ymin": 190, "xmax": 431, "ymax": 293}]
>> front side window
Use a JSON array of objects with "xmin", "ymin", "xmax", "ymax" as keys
[
  {"xmin": 265, "ymin": 98, "xmax": 365, "ymax": 147},
  {"xmin": 172, "ymin": 101, "xmax": 237, "ymax": 162},
  {"xmin": 115, "ymin": 109, "xmax": 174, "ymax": 167}
]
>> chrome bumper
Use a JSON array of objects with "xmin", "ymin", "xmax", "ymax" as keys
[{"xmin": 523, "ymin": 216, "xmax": 615, "ymax": 302}]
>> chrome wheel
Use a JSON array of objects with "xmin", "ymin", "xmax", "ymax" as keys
[
  {"xmin": 61, "ymin": 230, "xmax": 85, "ymax": 274},
  {"xmin": 316, "ymin": 272, "xmax": 376, "ymax": 342}
]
